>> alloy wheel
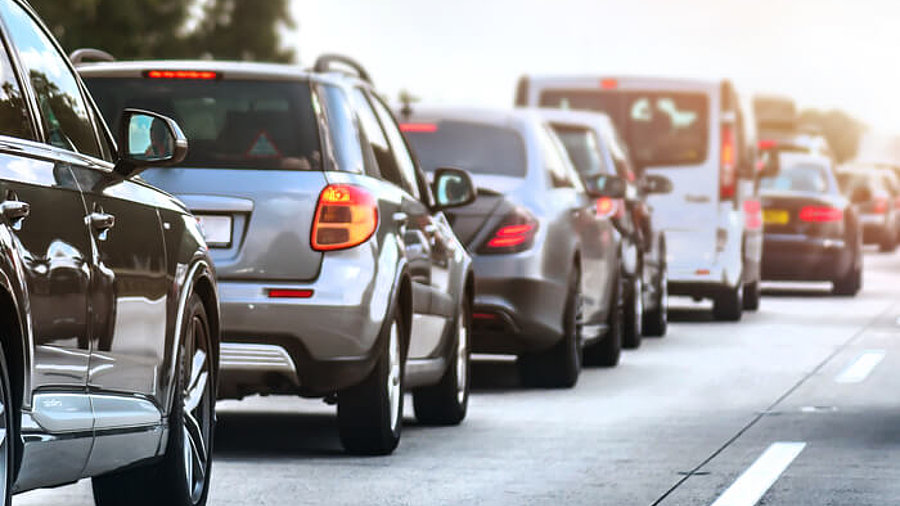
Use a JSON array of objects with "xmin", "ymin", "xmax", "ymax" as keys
[
  {"xmin": 183, "ymin": 315, "xmax": 212, "ymax": 504},
  {"xmin": 387, "ymin": 320, "xmax": 402, "ymax": 433}
]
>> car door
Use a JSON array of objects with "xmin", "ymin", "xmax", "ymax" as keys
[{"xmin": 0, "ymin": 0, "xmax": 97, "ymax": 481}]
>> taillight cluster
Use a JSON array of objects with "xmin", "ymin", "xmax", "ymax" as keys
[
  {"xmin": 720, "ymin": 124, "xmax": 736, "ymax": 201},
  {"xmin": 798, "ymin": 206, "xmax": 843, "ymax": 223},
  {"xmin": 872, "ymin": 197, "xmax": 889, "ymax": 215},
  {"xmin": 479, "ymin": 208, "xmax": 538, "ymax": 254},
  {"xmin": 311, "ymin": 184, "xmax": 378, "ymax": 251}
]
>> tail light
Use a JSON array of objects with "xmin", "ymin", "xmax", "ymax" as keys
[
  {"xmin": 595, "ymin": 197, "xmax": 622, "ymax": 219},
  {"xmin": 744, "ymin": 199, "xmax": 762, "ymax": 230},
  {"xmin": 799, "ymin": 206, "xmax": 843, "ymax": 223},
  {"xmin": 720, "ymin": 123, "xmax": 736, "ymax": 201},
  {"xmin": 144, "ymin": 70, "xmax": 219, "ymax": 80},
  {"xmin": 479, "ymin": 207, "xmax": 538, "ymax": 254},
  {"xmin": 311, "ymin": 184, "xmax": 378, "ymax": 251},
  {"xmin": 873, "ymin": 197, "xmax": 889, "ymax": 215}
]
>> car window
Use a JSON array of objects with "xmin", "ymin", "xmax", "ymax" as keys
[
  {"xmin": 350, "ymin": 87, "xmax": 411, "ymax": 186},
  {"xmin": 551, "ymin": 124, "xmax": 611, "ymax": 178},
  {"xmin": 760, "ymin": 164, "xmax": 830, "ymax": 193},
  {"xmin": 318, "ymin": 84, "xmax": 365, "ymax": 175},
  {"xmin": 0, "ymin": 36, "xmax": 30, "ymax": 140},
  {"xmin": 367, "ymin": 93, "xmax": 420, "ymax": 199},
  {"xmin": 402, "ymin": 120, "xmax": 527, "ymax": 178},
  {"xmin": 0, "ymin": 0, "xmax": 101, "ymax": 157},
  {"xmin": 538, "ymin": 125, "xmax": 575, "ymax": 188}
]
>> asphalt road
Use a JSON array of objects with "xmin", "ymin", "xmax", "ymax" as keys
[{"xmin": 17, "ymin": 249, "xmax": 900, "ymax": 505}]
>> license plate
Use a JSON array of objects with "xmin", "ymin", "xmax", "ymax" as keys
[
  {"xmin": 763, "ymin": 209, "xmax": 789, "ymax": 225},
  {"xmin": 196, "ymin": 215, "xmax": 232, "ymax": 247}
]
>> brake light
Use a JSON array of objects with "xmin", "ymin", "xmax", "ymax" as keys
[
  {"xmin": 873, "ymin": 198, "xmax": 888, "ymax": 214},
  {"xmin": 799, "ymin": 206, "xmax": 843, "ymax": 223},
  {"xmin": 399, "ymin": 123, "xmax": 438, "ymax": 133},
  {"xmin": 311, "ymin": 185, "xmax": 378, "ymax": 251},
  {"xmin": 480, "ymin": 208, "xmax": 538, "ymax": 254},
  {"xmin": 758, "ymin": 139, "xmax": 778, "ymax": 150},
  {"xmin": 600, "ymin": 78, "xmax": 618, "ymax": 90},
  {"xmin": 595, "ymin": 197, "xmax": 617, "ymax": 218},
  {"xmin": 744, "ymin": 199, "xmax": 762, "ymax": 229},
  {"xmin": 144, "ymin": 70, "xmax": 219, "ymax": 80},
  {"xmin": 720, "ymin": 123, "xmax": 736, "ymax": 201}
]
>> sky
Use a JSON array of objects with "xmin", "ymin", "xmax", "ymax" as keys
[{"xmin": 290, "ymin": 0, "xmax": 900, "ymax": 135}]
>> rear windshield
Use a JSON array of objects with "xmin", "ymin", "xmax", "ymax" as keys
[
  {"xmin": 760, "ymin": 164, "xmax": 830, "ymax": 193},
  {"xmin": 84, "ymin": 78, "xmax": 321, "ymax": 170},
  {"xmin": 402, "ymin": 121, "xmax": 526, "ymax": 177},
  {"xmin": 551, "ymin": 125, "xmax": 607, "ymax": 178},
  {"xmin": 540, "ymin": 90, "xmax": 709, "ymax": 168}
]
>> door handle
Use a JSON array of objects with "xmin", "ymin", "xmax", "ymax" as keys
[
  {"xmin": 88, "ymin": 212, "xmax": 116, "ymax": 232},
  {"xmin": 1, "ymin": 200, "xmax": 29, "ymax": 221},
  {"xmin": 684, "ymin": 194, "xmax": 710, "ymax": 203}
]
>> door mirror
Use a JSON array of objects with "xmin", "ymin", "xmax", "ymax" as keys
[
  {"xmin": 114, "ymin": 109, "xmax": 188, "ymax": 178},
  {"xmin": 433, "ymin": 167, "xmax": 476, "ymax": 209},
  {"xmin": 642, "ymin": 174, "xmax": 673, "ymax": 195},
  {"xmin": 585, "ymin": 174, "xmax": 627, "ymax": 199},
  {"xmin": 756, "ymin": 148, "xmax": 780, "ymax": 179},
  {"xmin": 850, "ymin": 186, "xmax": 873, "ymax": 204}
]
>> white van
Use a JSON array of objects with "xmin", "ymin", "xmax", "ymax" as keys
[{"xmin": 517, "ymin": 76, "xmax": 773, "ymax": 320}]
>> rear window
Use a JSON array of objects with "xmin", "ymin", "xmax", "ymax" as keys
[
  {"xmin": 760, "ymin": 164, "xmax": 830, "ymax": 193},
  {"xmin": 84, "ymin": 77, "xmax": 321, "ymax": 170},
  {"xmin": 540, "ymin": 89, "xmax": 709, "ymax": 168},
  {"xmin": 402, "ymin": 121, "xmax": 526, "ymax": 177},
  {"xmin": 551, "ymin": 124, "xmax": 609, "ymax": 178}
]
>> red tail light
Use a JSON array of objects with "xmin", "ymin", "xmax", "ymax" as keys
[
  {"xmin": 600, "ymin": 78, "xmax": 618, "ymax": 90},
  {"xmin": 758, "ymin": 139, "xmax": 778, "ymax": 150},
  {"xmin": 720, "ymin": 123, "xmax": 736, "ymax": 201},
  {"xmin": 311, "ymin": 185, "xmax": 378, "ymax": 251},
  {"xmin": 799, "ymin": 206, "xmax": 843, "ymax": 223},
  {"xmin": 744, "ymin": 199, "xmax": 762, "ymax": 229},
  {"xmin": 399, "ymin": 123, "xmax": 438, "ymax": 133},
  {"xmin": 144, "ymin": 70, "xmax": 219, "ymax": 80},
  {"xmin": 268, "ymin": 289, "xmax": 314, "ymax": 299},
  {"xmin": 873, "ymin": 197, "xmax": 889, "ymax": 215},
  {"xmin": 480, "ymin": 208, "xmax": 538, "ymax": 254}
]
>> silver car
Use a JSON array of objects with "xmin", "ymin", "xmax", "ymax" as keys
[
  {"xmin": 401, "ymin": 107, "xmax": 625, "ymax": 388},
  {"xmin": 79, "ymin": 55, "xmax": 476, "ymax": 455}
]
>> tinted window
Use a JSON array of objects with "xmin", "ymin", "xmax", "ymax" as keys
[
  {"xmin": 0, "ymin": 39, "xmax": 30, "ymax": 139},
  {"xmin": 368, "ymin": 94, "xmax": 420, "ymax": 198},
  {"xmin": 540, "ymin": 89, "xmax": 709, "ymax": 168},
  {"xmin": 403, "ymin": 121, "xmax": 527, "ymax": 178},
  {"xmin": 85, "ymin": 78, "xmax": 321, "ymax": 170},
  {"xmin": 538, "ymin": 125, "xmax": 575, "ymax": 188},
  {"xmin": 318, "ymin": 85, "xmax": 365, "ymax": 174},
  {"xmin": 349, "ymin": 87, "xmax": 404, "ymax": 185},
  {"xmin": 1, "ymin": 0, "xmax": 100, "ymax": 156},
  {"xmin": 551, "ymin": 124, "xmax": 610, "ymax": 178},
  {"xmin": 760, "ymin": 164, "xmax": 829, "ymax": 193}
]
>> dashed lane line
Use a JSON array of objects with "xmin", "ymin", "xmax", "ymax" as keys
[
  {"xmin": 709, "ymin": 442, "xmax": 806, "ymax": 506},
  {"xmin": 835, "ymin": 350, "xmax": 886, "ymax": 384}
]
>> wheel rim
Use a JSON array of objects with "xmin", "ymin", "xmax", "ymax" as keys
[
  {"xmin": 456, "ymin": 310, "xmax": 469, "ymax": 405},
  {"xmin": 634, "ymin": 276, "xmax": 643, "ymax": 335},
  {"xmin": 387, "ymin": 320, "xmax": 402, "ymax": 432},
  {"xmin": 660, "ymin": 269, "xmax": 668, "ymax": 323},
  {"xmin": 183, "ymin": 315, "xmax": 212, "ymax": 504},
  {"xmin": 0, "ymin": 363, "xmax": 8, "ymax": 502}
]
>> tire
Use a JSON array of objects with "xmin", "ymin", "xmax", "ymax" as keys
[
  {"xmin": 833, "ymin": 242, "xmax": 863, "ymax": 296},
  {"xmin": 517, "ymin": 268, "xmax": 582, "ymax": 388},
  {"xmin": 584, "ymin": 271, "xmax": 622, "ymax": 367},
  {"xmin": 712, "ymin": 282, "xmax": 743, "ymax": 322},
  {"xmin": 93, "ymin": 294, "xmax": 215, "ymax": 506},
  {"xmin": 337, "ymin": 307, "xmax": 404, "ymax": 455},
  {"xmin": 621, "ymin": 272, "xmax": 643, "ymax": 350},
  {"xmin": 413, "ymin": 297, "xmax": 470, "ymax": 425},
  {"xmin": 742, "ymin": 280, "xmax": 761, "ymax": 311},
  {"xmin": 0, "ymin": 346, "xmax": 14, "ymax": 506},
  {"xmin": 879, "ymin": 226, "xmax": 897, "ymax": 252},
  {"xmin": 642, "ymin": 265, "xmax": 668, "ymax": 338}
]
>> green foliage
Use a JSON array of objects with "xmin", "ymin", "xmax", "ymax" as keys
[
  {"xmin": 28, "ymin": 0, "xmax": 295, "ymax": 62},
  {"xmin": 799, "ymin": 109, "xmax": 866, "ymax": 163}
]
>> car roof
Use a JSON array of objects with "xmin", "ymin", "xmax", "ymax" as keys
[
  {"xmin": 401, "ymin": 105, "xmax": 544, "ymax": 131},
  {"xmin": 76, "ymin": 59, "xmax": 367, "ymax": 88},
  {"xmin": 537, "ymin": 107, "xmax": 615, "ymax": 132},
  {"xmin": 523, "ymin": 74, "xmax": 722, "ymax": 94}
]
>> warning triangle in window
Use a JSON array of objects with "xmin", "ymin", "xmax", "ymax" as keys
[{"xmin": 246, "ymin": 131, "xmax": 281, "ymax": 158}]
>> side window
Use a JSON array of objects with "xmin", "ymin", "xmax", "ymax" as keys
[
  {"xmin": 350, "ymin": 87, "xmax": 405, "ymax": 184},
  {"xmin": 538, "ymin": 125, "xmax": 575, "ymax": 188},
  {"xmin": 318, "ymin": 85, "xmax": 365, "ymax": 175},
  {"xmin": 0, "ymin": 36, "xmax": 30, "ymax": 140},
  {"xmin": 367, "ymin": 94, "xmax": 420, "ymax": 199},
  {"xmin": 0, "ymin": 0, "xmax": 101, "ymax": 157}
]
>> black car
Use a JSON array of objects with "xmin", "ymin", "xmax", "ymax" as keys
[
  {"xmin": 0, "ymin": 1, "xmax": 220, "ymax": 505},
  {"xmin": 761, "ymin": 153, "xmax": 862, "ymax": 295},
  {"xmin": 836, "ymin": 166, "xmax": 900, "ymax": 252}
]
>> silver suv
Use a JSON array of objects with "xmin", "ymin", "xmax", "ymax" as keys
[{"xmin": 78, "ymin": 55, "xmax": 476, "ymax": 455}]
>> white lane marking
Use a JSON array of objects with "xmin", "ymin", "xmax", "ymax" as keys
[
  {"xmin": 710, "ymin": 442, "xmax": 806, "ymax": 506},
  {"xmin": 835, "ymin": 350, "xmax": 886, "ymax": 384}
]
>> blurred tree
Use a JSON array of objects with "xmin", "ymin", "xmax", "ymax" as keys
[
  {"xmin": 190, "ymin": 0, "xmax": 296, "ymax": 63},
  {"xmin": 29, "ymin": 0, "xmax": 295, "ymax": 63},
  {"xmin": 799, "ymin": 108, "xmax": 866, "ymax": 163}
]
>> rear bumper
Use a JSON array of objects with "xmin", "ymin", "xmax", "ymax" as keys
[
  {"xmin": 215, "ymin": 248, "xmax": 395, "ymax": 397},
  {"xmin": 469, "ymin": 252, "xmax": 567, "ymax": 355},
  {"xmin": 762, "ymin": 234, "xmax": 850, "ymax": 281}
]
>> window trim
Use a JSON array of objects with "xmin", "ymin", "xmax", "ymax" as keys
[{"xmin": 364, "ymin": 90, "xmax": 423, "ymax": 200}]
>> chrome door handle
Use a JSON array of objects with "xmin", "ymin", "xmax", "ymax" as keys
[
  {"xmin": 1, "ymin": 200, "xmax": 29, "ymax": 221},
  {"xmin": 88, "ymin": 212, "xmax": 115, "ymax": 231}
]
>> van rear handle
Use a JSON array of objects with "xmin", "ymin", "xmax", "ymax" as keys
[{"xmin": 685, "ymin": 194, "xmax": 711, "ymax": 203}]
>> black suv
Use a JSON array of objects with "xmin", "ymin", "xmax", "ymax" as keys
[{"xmin": 0, "ymin": 1, "xmax": 220, "ymax": 505}]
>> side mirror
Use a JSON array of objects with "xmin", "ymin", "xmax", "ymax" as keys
[
  {"xmin": 585, "ymin": 174, "xmax": 627, "ymax": 199},
  {"xmin": 850, "ymin": 186, "xmax": 872, "ymax": 204},
  {"xmin": 114, "ymin": 109, "xmax": 188, "ymax": 178},
  {"xmin": 642, "ymin": 174, "xmax": 673, "ymax": 195},
  {"xmin": 756, "ymin": 149, "xmax": 780, "ymax": 179},
  {"xmin": 432, "ymin": 167, "xmax": 476, "ymax": 209}
]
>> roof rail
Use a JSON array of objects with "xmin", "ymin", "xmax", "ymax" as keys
[
  {"xmin": 69, "ymin": 48, "xmax": 115, "ymax": 66},
  {"xmin": 313, "ymin": 54, "xmax": 372, "ymax": 84}
]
